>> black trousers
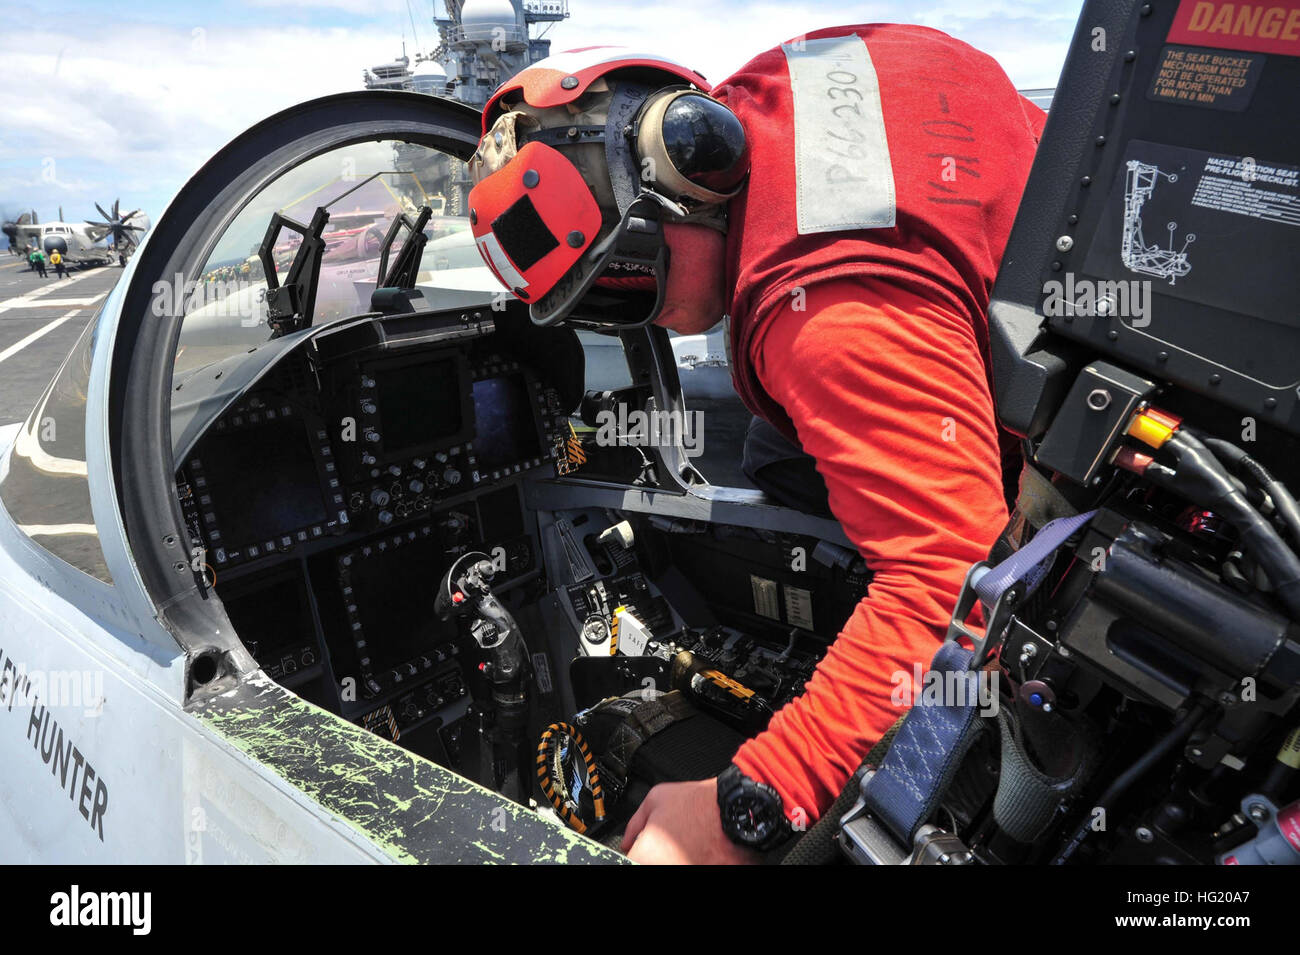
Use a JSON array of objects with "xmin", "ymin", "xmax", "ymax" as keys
[{"xmin": 741, "ymin": 416, "xmax": 832, "ymax": 518}]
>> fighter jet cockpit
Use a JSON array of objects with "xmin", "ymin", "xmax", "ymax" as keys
[
  {"xmin": 166, "ymin": 135, "xmax": 858, "ymax": 839},
  {"xmin": 3, "ymin": 0, "xmax": 1298, "ymax": 867}
]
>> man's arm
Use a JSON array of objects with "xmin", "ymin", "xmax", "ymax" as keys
[{"xmin": 732, "ymin": 275, "xmax": 1010, "ymax": 822}]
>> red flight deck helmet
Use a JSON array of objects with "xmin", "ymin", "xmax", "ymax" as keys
[{"xmin": 467, "ymin": 47, "xmax": 750, "ymax": 328}]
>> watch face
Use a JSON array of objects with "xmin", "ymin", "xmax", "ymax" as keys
[{"xmin": 722, "ymin": 789, "xmax": 782, "ymax": 846}]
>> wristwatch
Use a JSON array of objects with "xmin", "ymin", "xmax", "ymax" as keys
[{"xmin": 716, "ymin": 764, "xmax": 791, "ymax": 851}]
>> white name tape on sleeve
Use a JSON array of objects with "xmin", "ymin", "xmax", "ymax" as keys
[{"xmin": 781, "ymin": 34, "xmax": 896, "ymax": 235}]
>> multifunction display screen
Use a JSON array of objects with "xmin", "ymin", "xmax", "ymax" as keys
[
  {"xmin": 201, "ymin": 418, "xmax": 328, "ymax": 544},
  {"xmin": 374, "ymin": 359, "xmax": 464, "ymax": 456},
  {"xmin": 471, "ymin": 374, "xmax": 541, "ymax": 471}
]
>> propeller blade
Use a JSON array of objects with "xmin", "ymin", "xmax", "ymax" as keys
[{"xmin": 95, "ymin": 202, "xmax": 111, "ymax": 221}]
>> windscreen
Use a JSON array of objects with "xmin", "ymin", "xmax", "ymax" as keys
[{"xmin": 175, "ymin": 140, "xmax": 498, "ymax": 378}]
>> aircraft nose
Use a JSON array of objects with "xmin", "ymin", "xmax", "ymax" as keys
[{"xmin": 43, "ymin": 236, "xmax": 68, "ymax": 255}]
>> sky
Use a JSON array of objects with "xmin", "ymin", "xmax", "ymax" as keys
[{"xmin": 0, "ymin": 0, "xmax": 1085, "ymax": 234}]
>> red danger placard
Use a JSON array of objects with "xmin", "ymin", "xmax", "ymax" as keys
[{"xmin": 1168, "ymin": 1, "xmax": 1300, "ymax": 56}]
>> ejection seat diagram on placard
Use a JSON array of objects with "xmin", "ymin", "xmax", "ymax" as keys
[{"xmin": 1121, "ymin": 160, "xmax": 1195, "ymax": 284}]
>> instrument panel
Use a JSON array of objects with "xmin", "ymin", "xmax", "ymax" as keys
[
  {"xmin": 179, "ymin": 347, "xmax": 559, "ymax": 569},
  {"xmin": 174, "ymin": 323, "xmax": 568, "ymax": 755}
]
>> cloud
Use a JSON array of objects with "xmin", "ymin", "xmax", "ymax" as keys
[
  {"xmin": 0, "ymin": 1, "xmax": 1083, "ymax": 225},
  {"xmin": 242, "ymin": 0, "xmax": 406, "ymax": 11},
  {"xmin": 544, "ymin": 0, "xmax": 1081, "ymax": 88},
  {"xmin": 0, "ymin": 20, "xmax": 402, "ymax": 221}
]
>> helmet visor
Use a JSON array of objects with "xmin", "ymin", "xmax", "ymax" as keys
[{"xmin": 637, "ymin": 90, "xmax": 749, "ymax": 203}]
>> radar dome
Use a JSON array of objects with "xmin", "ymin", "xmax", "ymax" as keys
[
  {"xmin": 410, "ymin": 60, "xmax": 449, "ymax": 95},
  {"xmin": 460, "ymin": 0, "xmax": 518, "ymax": 43}
]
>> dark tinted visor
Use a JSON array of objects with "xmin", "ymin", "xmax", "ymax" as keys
[{"xmin": 658, "ymin": 93, "xmax": 750, "ymax": 195}]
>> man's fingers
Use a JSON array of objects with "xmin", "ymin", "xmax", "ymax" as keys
[
  {"xmin": 620, "ymin": 788, "xmax": 657, "ymax": 852},
  {"xmin": 626, "ymin": 830, "xmax": 667, "ymax": 865},
  {"xmin": 620, "ymin": 803, "xmax": 650, "ymax": 853}
]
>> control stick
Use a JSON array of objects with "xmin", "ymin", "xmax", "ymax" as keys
[{"xmin": 435, "ymin": 552, "xmax": 532, "ymax": 801}]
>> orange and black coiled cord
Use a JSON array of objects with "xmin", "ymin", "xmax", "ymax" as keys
[{"xmin": 537, "ymin": 722, "xmax": 606, "ymax": 834}]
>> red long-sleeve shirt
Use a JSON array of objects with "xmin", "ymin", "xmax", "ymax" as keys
[
  {"xmin": 712, "ymin": 25, "xmax": 1045, "ymax": 820},
  {"xmin": 730, "ymin": 278, "xmax": 1010, "ymax": 820}
]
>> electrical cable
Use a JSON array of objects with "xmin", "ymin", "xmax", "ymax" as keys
[
  {"xmin": 1134, "ymin": 428, "xmax": 1300, "ymax": 620},
  {"xmin": 1051, "ymin": 701, "xmax": 1209, "ymax": 864},
  {"xmin": 1199, "ymin": 435, "xmax": 1300, "ymax": 546}
]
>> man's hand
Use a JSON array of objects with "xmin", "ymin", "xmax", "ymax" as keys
[{"xmin": 620, "ymin": 778, "xmax": 761, "ymax": 865}]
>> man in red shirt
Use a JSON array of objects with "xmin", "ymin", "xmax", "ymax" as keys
[{"xmin": 467, "ymin": 25, "xmax": 1045, "ymax": 863}]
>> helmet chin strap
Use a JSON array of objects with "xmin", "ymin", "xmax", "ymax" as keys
[
  {"xmin": 531, "ymin": 192, "xmax": 672, "ymax": 328},
  {"xmin": 668, "ymin": 202, "xmax": 730, "ymax": 234},
  {"xmin": 638, "ymin": 189, "xmax": 689, "ymax": 219},
  {"xmin": 637, "ymin": 183, "xmax": 730, "ymax": 236}
]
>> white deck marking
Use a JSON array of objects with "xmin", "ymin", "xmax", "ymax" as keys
[
  {"xmin": 27, "ymin": 295, "xmax": 105, "ymax": 308},
  {"xmin": 0, "ymin": 269, "xmax": 96, "ymax": 313},
  {"xmin": 0, "ymin": 309, "xmax": 81, "ymax": 365}
]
